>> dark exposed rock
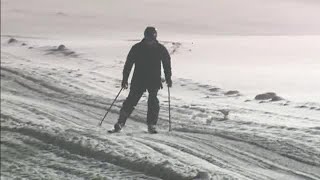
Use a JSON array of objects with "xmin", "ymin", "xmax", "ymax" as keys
[
  {"xmin": 45, "ymin": 44, "xmax": 77, "ymax": 57},
  {"xmin": 225, "ymin": 90, "xmax": 240, "ymax": 96},
  {"xmin": 296, "ymin": 105, "xmax": 308, "ymax": 108},
  {"xmin": 259, "ymin": 101, "xmax": 268, "ymax": 104},
  {"xmin": 255, "ymin": 92, "xmax": 277, "ymax": 100},
  {"xmin": 209, "ymin": 87, "xmax": 220, "ymax": 92},
  {"xmin": 57, "ymin": 44, "xmax": 66, "ymax": 50},
  {"xmin": 271, "ymin": 96, "xmax": 285, "ymax": 101},
  {"xmin": 64, "ymin": 51, "xmax": 75, "ymax": 56},
  {"xmin": 217, "ymin": 109, "xmax": 230, "ymax": 120},
  {"xmin": 8, "ymin": 38, "xmax": 18, "ymax": 44}
]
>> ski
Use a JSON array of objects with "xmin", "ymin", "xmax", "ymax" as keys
[
  {"xmin": 107, "ymin": 129, "xmax": 121, "ymax": 133},
  {"xmin": 108, "ymin": 129, "xmax": 158, "ymax": 134}
]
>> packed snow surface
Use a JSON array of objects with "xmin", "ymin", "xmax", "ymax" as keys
[{"xmin": 1, "ymin": 0, "xmax": 320, "ymax": 179}]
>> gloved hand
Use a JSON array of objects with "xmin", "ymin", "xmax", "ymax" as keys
[
  {"xmin": 166, "ymin": 78, "xmax": 172, "ymax": 88},
  {"xmin": 121, "ymin": 80, "xmax": 128, "ymax": 89}
]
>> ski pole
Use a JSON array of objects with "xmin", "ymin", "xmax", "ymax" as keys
[
  {"xmin": 99, "ymin": 88, "xmax": 123, "ymax": 126},
  {"xmin": 168, "ymin": 86, "xmax": 172, "ymax": 131}
]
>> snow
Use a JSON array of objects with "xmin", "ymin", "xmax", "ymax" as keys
[
  {"xmin": 1, "ymin": 0, "xmax": 320, "ymax": 179},
  {"xmin": 173, "ymin": 35, "xmax": 320, "ymax": 103}
]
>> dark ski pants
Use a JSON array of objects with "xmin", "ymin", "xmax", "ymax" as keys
[{"xmin": 117, "ymin": 88, "xmax": 159, "ymax": 126}]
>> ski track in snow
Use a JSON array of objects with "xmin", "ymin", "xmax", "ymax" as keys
[{"xmin": 1, "ymin": 38, "xmax": 320, "ymax": 180}]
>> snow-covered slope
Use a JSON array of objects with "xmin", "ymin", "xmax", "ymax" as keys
[
  {"xmin": 2, "ymin": 37, "xmax": 319, "ymax": 180},
  {"xmin": 1, "ymin": 0, "xmax": 320, "ymax": 179}
]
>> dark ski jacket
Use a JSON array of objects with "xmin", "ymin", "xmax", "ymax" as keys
[{"xmin": 123, "ymin": 39, "xmax": 172, "ymax": 90}]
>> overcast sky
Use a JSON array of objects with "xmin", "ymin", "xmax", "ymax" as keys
[{"xmin": 2, "ymin": 0, "xmax": 320, "ymax": 36}]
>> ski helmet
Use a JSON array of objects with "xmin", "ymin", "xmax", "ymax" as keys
[{"xmin": 144, "ymin": 26, "xmax": 157, "ymax": 40}]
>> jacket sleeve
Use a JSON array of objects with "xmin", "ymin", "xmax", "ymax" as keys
[
  {"xmin": 122, "ymin": 46, "xmax": 135, "ymax": 82},
  {"xmin": 161, "ymin": 45, "xmax": 172, "ymax": 81}
]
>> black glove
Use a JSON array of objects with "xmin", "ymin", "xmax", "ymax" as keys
[
  {"xmin": 121, "ymin": 80, "xmax": 128, "ymax": 89},
  {"xmin": 166, "ymin": 78, "xmax": 172, "ymax": 88}
]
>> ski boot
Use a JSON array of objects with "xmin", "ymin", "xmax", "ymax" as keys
[
  {"xmin": 148, "ymin": 125, "xmax": 158, "ymax": 134},
  {"xmin": 108, "ymin": 122, "xmax": 123, "ymax": 133}
]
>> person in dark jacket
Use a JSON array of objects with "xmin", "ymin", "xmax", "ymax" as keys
[{"xmin": 112, "ymin": 26, "xmax": 172, "ymax": 134}]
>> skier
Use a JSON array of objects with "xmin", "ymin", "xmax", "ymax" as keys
[{"xmin": 110, "ymin": 26, "xmax": 172, "ymax": 134}]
